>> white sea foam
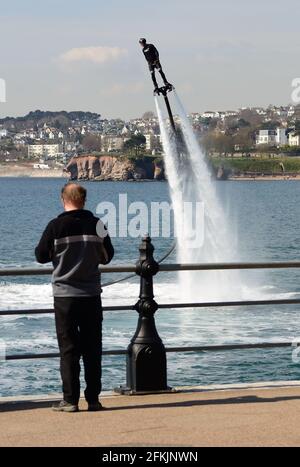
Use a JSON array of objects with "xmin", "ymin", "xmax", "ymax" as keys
[
  {"xmin": 0, "ymin": 283, "xmax": 53, "ymax": 310},
  {"xmin": 1, "ymin": 279, "xmax": 300, "ymax": 397},
  {"xmin": 0, "ymin": 279, "xmax": 298, "ymax": 314}
]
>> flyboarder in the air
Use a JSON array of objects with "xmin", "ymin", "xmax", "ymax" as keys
[{"xmin": 139, "ymin": 38, "xmax": 173, "ymax": 94}]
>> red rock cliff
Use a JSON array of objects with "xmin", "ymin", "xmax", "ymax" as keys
[{"xmin": 66, "ymin": 155, "xmax": 165, "ymax": 181}]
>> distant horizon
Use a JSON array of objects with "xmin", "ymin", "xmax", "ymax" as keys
[{"xmin": 0, "ymin": 101, "xmax": 298, "ymax": 123}]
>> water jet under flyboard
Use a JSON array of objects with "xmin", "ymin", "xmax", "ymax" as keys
[
  {"xmin": 154, "ymin": 88, "xmax": 247, "ymax": 303},
  {"xmin": 154, "ymin": 86, "xmax": 196, "ymax": 196}
]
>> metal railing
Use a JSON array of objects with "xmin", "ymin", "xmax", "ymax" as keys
[{"xmin": 1, "ymin": 235, "xmax": 300, "ymax": 393}]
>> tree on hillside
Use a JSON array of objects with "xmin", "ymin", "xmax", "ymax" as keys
[
  {"xmin": 234, "ymin": 127, "xmax": 254, "ymax": 151},
  {"xmin": 294, "ymin": 120, "xmax": 300, "ymax": 134},
  {"xmin": 237, "ymin": 118, "xmax": 250, "ymax": 128},
  {"xmin": 123, "ymin": 134, "xmax": 146, "ymax": 156},
  {"xmin": 81, "ymin": 134, "xmax": 102, "ymax": 152},
  {"xmin": 53, "ymin": 116, "xmax": 70, "ymax": 130},
  {"xmin": 238, "ymin": 109, "xmax": 262, "ymax": 127},
  {"xmin": 201, "ymin": 131, "xmax": 216, "ymax": 155},
  {"xmin": 201, "ymin": 131, "xmax": 234, "ymax": 156},
  {"xmin": 293, "ymin": 105, "xmax": 300, "ymax": 122},
  {"xmin": 260, "ymin": 120, "xmax": 280, "ymax": 130},
  {"xmin": 142, "ymin": 111, "xmax": 155, "ymax": 120},
  {"xmin": 214, "ymin": 134, "xmax": 235, "ymax": 156},
  {"xmin": 201, "ymin": 117, "xmax": 218, "ymax": 130}
]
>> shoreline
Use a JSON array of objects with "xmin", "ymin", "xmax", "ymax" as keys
[
  {"xmin": 228, "ymin": 174, "xmax": 300, "ymax": 181},
  {"xmin": 0, "ymin": 164, "xmax": 68, "ymax": 178},
  {"xmin": 2, "ymin": 164, "xmax": 300, "ymax": 181}
]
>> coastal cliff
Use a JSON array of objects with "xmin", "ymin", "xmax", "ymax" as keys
[{"xmin": 66, "ymin": 155, "xmax": 165, "ymax": 181}]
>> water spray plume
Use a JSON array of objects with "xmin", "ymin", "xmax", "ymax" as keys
[{"xmin": 155, "ymin": 91, "xmax": 246, "ymax": 302}]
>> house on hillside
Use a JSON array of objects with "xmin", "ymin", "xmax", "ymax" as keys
[
  {"xmin": 256, "ymin": 128, "xmax": 287, "ymax": 146},
  {"xmin": 288, "ymin": 132, "xmax": 300, "ymax": 146}
]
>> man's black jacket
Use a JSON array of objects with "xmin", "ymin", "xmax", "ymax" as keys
[
  {"xmin": 35, "ymin": 209, "xmax": 114, "ymax": 297},
  {"xmin": 142, "ymin": 43, "xmax": 159, "ymax": 63}
]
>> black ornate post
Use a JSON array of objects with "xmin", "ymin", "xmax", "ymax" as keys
[{"xmin": 116, "ymin": 235, "xmax": 171, "ymax": 394}]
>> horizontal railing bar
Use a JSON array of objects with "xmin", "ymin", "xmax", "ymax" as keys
[
  {"xmin": 159, "ymin": 298, "xmax": 300, "ymax": 308},
  {"xmin": 2, "ymin": 261, "xmax": 300, "ymax": 277},
  {"xmin": 165, "ymin": 342, "xmax": 292, "ymax": 352},
  {"xmin": 5, "ymin": 353, "xmax": 59, "ymax": 360},
  {"xmin": 159, "ymin": 261, "xmax": 300, "ymax": 271},
  {"xmin": 0, "ymin": 305, "xmax": 136, "ymax": 316},
  {"xmin": 4, "ymin": 342, "xmax": 293, "ymax": 360},
  {"xmin": 0, "ymin": 265, "xmax": 136, "ymax": 276},
  {"xmin": 6, "ymin": 349, "xmax": 127, "ymax": 360},
  {"xmin": 1, "ymin": 298, "xmax": 300, "ymax": 316}
]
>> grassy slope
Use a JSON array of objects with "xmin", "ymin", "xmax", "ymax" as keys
[{"xmin": 210, "ymin": 156, "xmax": 300, "ymax": 173}]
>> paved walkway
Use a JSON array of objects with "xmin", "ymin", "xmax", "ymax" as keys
[{"xmin": 1, "ymin": 384, "xmax": 300, "ymax": 447}]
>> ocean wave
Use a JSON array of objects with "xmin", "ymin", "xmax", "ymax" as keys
[{"xmin": 0, "ymin": 280, "xmax": 299, "ymax": 313}]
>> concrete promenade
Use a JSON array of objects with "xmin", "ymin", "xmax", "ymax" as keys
[{"xmin": 1, "ymin": 382, "xmax": 300, "ymax": 447}]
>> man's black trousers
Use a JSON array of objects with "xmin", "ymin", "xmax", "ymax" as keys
[{"xmin": 54, "ymin": 296, "xmax": 102, "ymax": 405}]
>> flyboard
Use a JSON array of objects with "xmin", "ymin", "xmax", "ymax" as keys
[{"xmin": 154, "ymin": 84, "xmax": 176, "ymax": 133}]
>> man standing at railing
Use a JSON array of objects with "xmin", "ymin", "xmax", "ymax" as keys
[{"xmin": 35, "ymin": 183, "xmax": 114, "ymax": 412}]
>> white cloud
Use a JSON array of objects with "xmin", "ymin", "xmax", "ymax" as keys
[{"xmin": 59, "ymin": 46, "xmax": 128, "ymax": 64}]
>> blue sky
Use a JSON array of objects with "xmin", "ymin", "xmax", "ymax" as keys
[{"xmin": 1, "ymin": 0, "xmax": 300, "ymax": 119}]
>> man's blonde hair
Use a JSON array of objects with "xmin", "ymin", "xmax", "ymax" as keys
[{"xmin": 61, "ymin": 183, "xmax": 87, "ymax": 208}]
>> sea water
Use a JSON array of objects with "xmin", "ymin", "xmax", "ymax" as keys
[{"xmin": 0, "ymin": 178, "xmax": 300, "ymax": 396}]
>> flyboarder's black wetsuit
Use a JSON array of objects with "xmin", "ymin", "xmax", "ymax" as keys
[{"xmin": 142, "ymin": 43, "xmax": 170, "ymax": 90}]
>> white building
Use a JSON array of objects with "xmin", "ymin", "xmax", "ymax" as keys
[
  {"xmin": 256, "ymin": 128, "xmax": 287, "ymax": 146},
  {"xmin": 275, "ymin": 128, "xmax": 288, "ymax": 146},
  {"xmin": 202, "ymin": 111, "xmax": 217, "ymax": 119},
  {"xmin": 23, "ymin": 129, "xmax": 37, "ymax": 139},
  {"xmin": 101, "ymin": 135, "xmax": 125, "ymax": 152},
  {"xmin": 64, "ymin": 141, "xmax": 77, "ymax": 152},
  {"xmin": 28, "ymin": 144, "xmax": 63, "ymax": 159},
  {"xmin": 145, "ymin": 134, "xmax": 153, "ymax": 151},
  {"xmin": 121, "ymin": 125, "xmax": 130, "ymax": 136},
  {"xmin": 144, "ymin": 133, "xmax": 161, "ymax": 152},
  {"xmin": 256, "ymin": 130, "xmax": 276, "ymax": 145},
  {"xmin": 252, "ymin": 107, "xmax": 267, "ymax": 116},
  {"xmin": 288, "ymin": 132, "xmax": 300, "ymax": 146},
  {"xmin": 225, "ymin": 111, "xmax": 238, "ymax": 117},
  {"xmin": 0, "ymin": 128, "xmax": 7, "ymax": 138}
]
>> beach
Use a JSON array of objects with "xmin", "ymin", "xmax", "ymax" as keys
[
  {"xmin": 2, "ymin": 163, "xmax": 300, "ymax": 181},
  {"xmin": 229, "ymin": 174, "xmax": 300, "ymax": 181},
  {"xmin": 0, "ymin": 163, "xmax": 68, "ymax": 178}
]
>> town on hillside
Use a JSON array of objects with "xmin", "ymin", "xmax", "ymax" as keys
[{"xmin": 0, "ymin": 105, "xmax": 300, "ymax": 171}]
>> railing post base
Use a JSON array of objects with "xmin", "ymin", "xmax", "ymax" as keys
[
  {"xmin": 116, "ymin": 235, "xmax": 171, "ymax": 394},
  {"xmin": 113, "ymin": 386, "xmax": 176, "ymax": 396}
]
